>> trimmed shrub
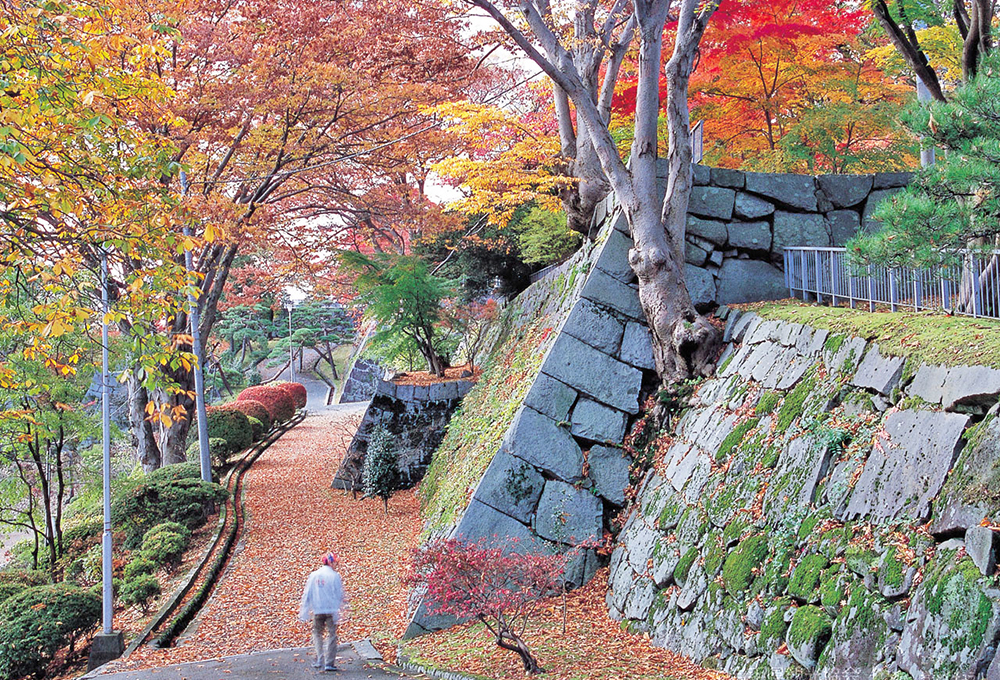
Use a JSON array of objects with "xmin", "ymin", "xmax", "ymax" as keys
[
  {"xmin": 224, "ymin": 399, "xmax": 271, "ymax": 433},
  {"xmin": 246, "ymin": 416, "xmax": 265, "ymax": 442},
  {"xmin": 237, "ymin": 385, "xmax": 295, "ymax": 423},
  {"xmin": 0, "ymin": 583, "xmax": 101, "ymax": 680},
  {"xmin": 140, "ymin": 526, "xmax": 189, "ymax": 568},
  {"xmin": 112, "ymin": 470, "xmax": 229, "ymax": 548},
  {"xmin": 123, "ymin": 557, "xmax": 157, "ymax": 580},
  {"xmin": 145, "ymin": 521, "xmax": 191, "ymax": 541},
  {"xmin": 363, "ymin": 425, "xmax": 399, "ymax": 515},
  {"xmin": 205, "ymin": 406, "xmax": 253, "ymax": 455},
  {"xmin": 186, "ymin": 437, "xmax": 231, "ymax": 467},
  {"xmin": 146, "ymin": 462, "xmax": 201, "ymax": 483},
  {"xmin": 0, "ymin": 569, "xmax": 50, "ymax": 588},
  {"xmin": 273, "ymin": 381, "xmax": 307, "ymax": 409},
  {"xmin": 120, "ymin": 574, "xmax": 161, "ymax": 612}
]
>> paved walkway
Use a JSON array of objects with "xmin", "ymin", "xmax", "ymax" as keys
[{"xmin": 93, "ymin": 645, "xmax": 414, "ymax": 679}]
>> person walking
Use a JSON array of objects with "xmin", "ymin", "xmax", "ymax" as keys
[{"xmin": 299, "ymin": 552, "xmax": 345, "ymax": 672}]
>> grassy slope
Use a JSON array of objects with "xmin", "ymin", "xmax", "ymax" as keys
[{"xmin": 746, "ymin": 300, "xmax": 1000, "ymax": 369}]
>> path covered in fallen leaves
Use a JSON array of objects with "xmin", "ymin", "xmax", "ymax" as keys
[{"xmin": 108, "ymin": 404, "xmax": 423, "ymax": 671}]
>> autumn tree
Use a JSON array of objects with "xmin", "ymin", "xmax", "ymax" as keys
[
  {"xmin": 469, "ymin": 0, "xmax": 722, "ymax": 381},
  {"xmin": 870, "ymin": 0, "xmax": 994, "ymax": 101},
  {"xmin": 407, "ymin": 538, "xmax": 568, "ymax": 674},
  {"xmin": 109, "ymin": 0, "xmax": 479, "ymax": 466},
  {"xmin": 689, "ymin": 0, "xmax": 917, "ymax": 172}
]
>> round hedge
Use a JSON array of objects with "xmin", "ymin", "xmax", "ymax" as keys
[
  {"xmin": 236, "ymin": 385, "xmax": 295, "ymax": 423},
  {"xmin": 224, "ymin": 399, "xmax": 272, "ymax": 433},
  {"xmin": 0, "ymin": 583, "xmax": 100, "ymax": 680},
  {"xmin": 205, "ymin": 406, "xmax": 253, "ymax": 455},
  {"xmin": 273, "ymin": 381, "xmax": 307, "ymax": 409}
]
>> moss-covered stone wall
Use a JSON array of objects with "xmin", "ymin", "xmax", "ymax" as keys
[{"xmin": 609, "ymin": 308, "xmax": 1000, "ymax": 680}]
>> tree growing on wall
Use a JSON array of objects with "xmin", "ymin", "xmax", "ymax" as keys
[
  {"xmin": 467, "ymin": 0, "xmax": 723, "ymax": 382},
  {"xmin": 406, "ymin": 537, "xmax": 567, "ymax": 674}
]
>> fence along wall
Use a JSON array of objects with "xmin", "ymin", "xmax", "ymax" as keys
[
  {"xmin": 678, "ymin": 162, "xmax": 911, "ymax": 309},
  {"xmin": 785, "ymin": 246, "xmax": 1000, "ymax": 319}
]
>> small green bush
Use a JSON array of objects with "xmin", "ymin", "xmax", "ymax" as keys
[
  {"xmin": 0, "ymin": 583, "xmax": 101, "ymax": 680},
  {"xmin": 0, "ymin": 569, "xmax": 50, "ymax": 588},
  {"xmin": 204, "ymin": 406, "xmax": 253, "ymax": 455},
  {"xmin": 81, "ymin": 544, "xmax": 103, "ymax": 582},
  {"xmin": 363, "ymin": 425, "xmax": 399, "ymax": 515},
  {"xmin": 224, "ymin": 399, "xmax": 271, "ymax": 433},
  {"xmin": 186, "ymin": 437, "xmax": 231, "ymax": 467},
  {"xmin": 123, "ymin": 557, "xmax": 157, "ymax": 580},
  {"xmin": 120, "ymin": 574, "xmax": 161, "ymax": 612},
  {"xmin": 247, "ymin": 416, "xmax": 264, "ymax": 442},
  {"xmin": 140, "ymin": 527, "xmax": 189, "ymax": 568},
  {"xmin": 112, "ymin": 469, "xmax": 229, "ymax": 547}
]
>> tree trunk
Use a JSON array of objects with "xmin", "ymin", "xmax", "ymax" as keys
[
  {"xmin": 495, "ymin": 630, "xmax": 542, "ymax": 674},
  {"xmin": 127, "ymin": 367, "xmax": 162, "ymax": 471}
]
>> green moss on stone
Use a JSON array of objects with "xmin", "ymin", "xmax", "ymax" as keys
[
  {"xmin": 788, "ymin": 553, "xmax": 829, "ymax": 602},
  {"xmin": 704, "ymin": 536, "xmax": 727, "ymax": 578},
  {"xmin": 716, "ymin": 417, "xmax": 760, "ymax": 463},
  {"xmin": 881, "ymin": 546, "xmax": 905, "ymax": 589},
  {"xmin": 674, "ymin": 546, "xmax": 698, "ymax": 587},
  {"xmin": 777, "ymin": 374, "xmax": 816, "ymax": 432},
  {"xmin": 760, "ymin": 598, "xmax": 792, "ymax": 649},
  {"xmin": 787, "ymin": 605, "xmax": 833, "ymax": 654},
  {"xmin": 657, "ymin": 496, "xmax": 684, "ymax": 531},
  {"xmin": 722, "ymin": 534, "xmax": 768, "ymax": 595},
  {"xmin": 824, "ymin": 334, "xmax": 846, "ymax": 354},
  {"xmin": 723, "ymin": 516, "xmax": 750, "ymax": 547},
  {"xmin": 845, "ymin": 543, "xmax": 878, "ymax": 578},
  {"xmin": 756, "ymin": 391, "xmax": 782, "ymax": 415},
  {"xmin": 797, "ymin": 515, "xmax": 820, "ymax": 543}
]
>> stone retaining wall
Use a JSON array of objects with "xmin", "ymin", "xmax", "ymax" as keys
[
  {"xmin": 332, "ymin": 377, "xmax": 475, "ymax": 491},
  {"xmin": 608, "ymin": 309, "xmax": 1000, "ymax": 680},
  {"xmin": 337, "ymin": 358, "xmax": 385, "ymax": 404},
  {"xmin": 676, "ymin": 163, "xmax": 911, "ymax": 309}
]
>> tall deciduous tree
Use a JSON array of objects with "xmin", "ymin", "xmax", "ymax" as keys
[
  {"xmin": 870, "ymin": 0, "xmax": 994, "ymax": 101},
  {"xmin": 468, "ymin": 0, "xmax": 722, "ymax": 381},
  {"xmin": 112, "ymin": 0, "xmax": 478, "ymax": 466}
]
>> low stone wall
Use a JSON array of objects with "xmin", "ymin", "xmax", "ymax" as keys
[
  {"xmin": 676, "ymin": 163, "xmax": 911, "ymax": 309},
  {"xmin": 332, "ymin": 377, "xmax": 475, "ymax": 491},
  {"xmin": 608, "ymin": 309, "xmax": 1000, "ymax": 680},
  {"xmin": 336, "ymin": 358, "xmax": 385, "ymax": 404}
]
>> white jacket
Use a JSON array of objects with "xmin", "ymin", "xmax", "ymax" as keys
[{"xmin": 298, "ymin": 565, "xmax": 344, "ymax": 623}]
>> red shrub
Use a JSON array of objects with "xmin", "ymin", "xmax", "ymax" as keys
[
  {"xmin": 273, "ymin": 381, "xmax": 307, "ymax": 409},
  {"xmin": 221, "ymin": 399, "xmax": 272, "ymax": 433},
  {"xmin": 236, "ymin": 386, "xmax": 295, "ymax": 423}
]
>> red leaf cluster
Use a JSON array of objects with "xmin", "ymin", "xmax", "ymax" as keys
[
  {"xmin": 271, "ymin": 381, "xmax": 307, "ymax": 409},
  {"xmin": 236, "ymin": 385, "xmax": 296, "ymax": 423},
  {"xmin": 221, "ymin": 399, "xmax": 272, "ymax": 432}
]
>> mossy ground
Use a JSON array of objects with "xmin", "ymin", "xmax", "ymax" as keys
[{"xmin": 745, "ymin": 300, "xmax": 1000, "ymax": 369}]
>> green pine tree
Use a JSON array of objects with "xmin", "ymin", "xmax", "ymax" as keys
[
  {"xmin": 362, "ymin": 425, "xmax": 399, "ymax": 516},
  {"xmin": 849, "ymin": 53, "xmax": 1000, "ymax": 269}
]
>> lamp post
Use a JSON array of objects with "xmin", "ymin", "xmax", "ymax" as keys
[
  {"xmin": 87, "ymin": 252, "xmax": 123, "ymax": 670},
  {"xmin": 287, "ymin": 301, "xmax": 295, "ymax": 383}
]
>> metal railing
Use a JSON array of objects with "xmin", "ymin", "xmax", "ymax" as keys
[{"xmin": 783, "ymin": 246, "xmax": 1000, "ymax": 319}]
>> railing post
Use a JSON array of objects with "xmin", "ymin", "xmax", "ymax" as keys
[
  {"xmin": 889, "ymin": 269, "xmax": 898, "ymax": 312},
  {"xmin": 941, "ymin": 272, "xmax": 949, "ymax": 311},
  {"xmin": 830, "ymin": 251, "xmax": 839, "ymax": 307},
  {"xmin": 913, "ymin": 272, "xmax": 921, "ymax": 311},
  {"xmin": 784, "ymin": 250, "xmax": 791, "ymax": 297},
  {"xmin": 972, "ymin": 256, "xmax": 982, "ymax": 318},
  {"xmin": 801, "ymin": 250, "xmax": 808, "ymax": 301},
  {"xmin": 867, "ymin": 264, "xmax": 874, "ymax": 312},
  {"xmin": 848, "ymin": 270, "xmax": 856, "ymax": 309},
  {"xmin": 815, "ymin": 251, "xmax": 823, "ymax": 304}
]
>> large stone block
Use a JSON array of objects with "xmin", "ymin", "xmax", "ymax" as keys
[
  {"xmin": 873, "ymin": 171, "xmax": 913, "ymax": 189},
  {"xmin": 716, "ymin": 259, "xmax": 787, "ymax": 305},
  {"xmin": 727, "ymin": 220, "xmax": 771, "ymax": 252},
  {"xmin": 562, "ymin": 299, "xmax": 625, "ymax": 355},
  {"xmin": 523, "ymin": 373, "xmax": 578, "ymax": 422},
  {"xmin": 773, "ymin": 211, "xmax": 830, "ymax": 252},
  {"xmin": 745, "ymin": 172, "xmax": 818, "ymax": 211},
  {"xmin": 542, "ymin": 334, "xmax": 643, "ymax": 414},
  {"xmin": 844, "ymin": 410, "xmax": 969, "ymax": 523},
  {"xmin": 620, "ymin": 322, "xmax": 655, "ymax": 370},
  {"xmin": 503, "ymin": 406, "xmax": 584, "ymax": 482},
  {"xmin": 596, "ymin": 228, "xmax": 635, "ymax": 283},
  {"xmin": 851, "ymin": 343, "xmax": 905, "ymax": 396},
  {"xmin": 734, "ymin": 192, "xmax": 775, "ymax": 220},
  {"xmin": 473, "ymin": 450, "xmax": 546, "ymax": 524},
  {"xmin": 826, "ymin": 209, "xmax": 861, "ymax": 246},
  {"xmin": 687, "ymin": 215, "xmax": 729, "ymax": 246},
  {"xmin": 685, "ymin": 263, "xmax": 718, "ymax": 310},
  {"xmin": 588, "ymin": 444, "xmax": 632, "ymax": 506},
  {"xmin": 571, "ymin": 398, "xmax": 628, "ymax": 443},
  {"xmin": 939, "ymin": 365, "xmax": 1000, "ymax": 410},
  {"xmin": 453, "ymin": 498, "xmax": 543, "ymax": 549},
  {"xmin": 932, "ymin": 415, "xmax": 1000, "ymax": 535},
  {"xmin": 533, "ymin": 479, "xmax": 603, "ymax": 545},
  {"xmin": 817, "ymin": 174, "xmax": 873, "ymax": 208},
  {"xmin": 688, "ymin": 186, "xmax": 736, "ymax": 220},
  {"xmin": 580, "ymin": 267, "xmax": 644, "ymax": 320},
  {"xmin": 685, "ymin": 241, "xmax": 709, "ymax": 266},
  {"xmin": 711, "ymin": 167, "xmax": 746, "ymax": 188}
]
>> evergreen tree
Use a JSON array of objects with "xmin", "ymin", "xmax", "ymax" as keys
[
  {"xmin": 850, "ymin": 53, "xmax": 1000, "ymax": 269},
  {"xmin": 362, "ymin": 426, "xmax": 398, "ymax": 516}
]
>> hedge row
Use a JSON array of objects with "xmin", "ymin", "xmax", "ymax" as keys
[{"xmin": 235, "ymin": 383, "xmax": 302, "ymax": 423}]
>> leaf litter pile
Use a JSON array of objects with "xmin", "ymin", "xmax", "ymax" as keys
[{"xmin": 106, "ymin": 408, "xmax": 422, "ymax": 671}]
